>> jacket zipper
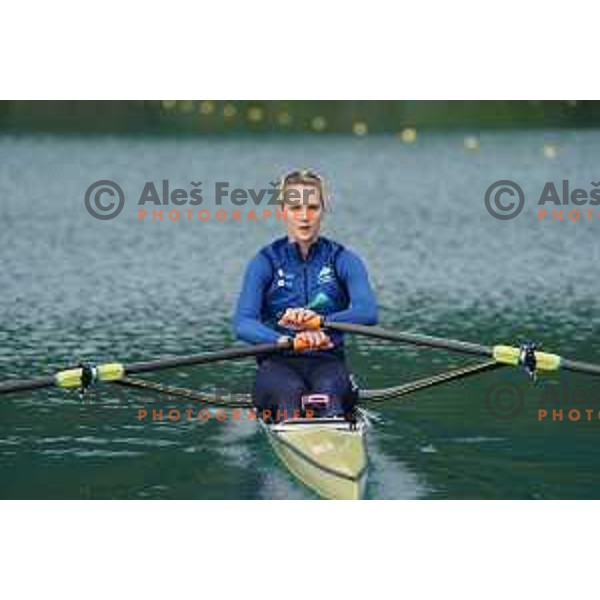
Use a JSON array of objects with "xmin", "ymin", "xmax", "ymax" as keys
[{"xmin": 302, "ymin": 264, "xmax": 308, "ymax": 307}]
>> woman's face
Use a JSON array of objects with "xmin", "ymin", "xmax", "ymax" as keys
[{"xmin": 282, "ymin": 182, "xmax": 323, "ymax": 245}]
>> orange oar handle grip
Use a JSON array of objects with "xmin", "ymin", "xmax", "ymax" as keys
[
  {"xmin": 292, "ymin": 336, "xmax": 311, "ymax": 352},
  {"xmin": 292, "ymin": 331, "xmax": 332, "ymax": 352},
  {"xmin": 303, "ymin": 315, "xmax": 324, "ymax": 331}
]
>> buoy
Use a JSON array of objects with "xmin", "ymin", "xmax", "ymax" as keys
[
  {"xmin": 464, "ymin": 135, "xmax": 480, "ymax": 152},
  {"xmin": 543, "ymin": 143, "xmax": 559, "ymax": 159},
  {"xmin": 353, "ymin": 121, "xmax": 368, "ymax": 136},
  {"xmin": 277, "ymin": 112, "xmax": 292, "ymax": 126},
  {"xmin": 247, "ymin": 106, "xmax": 264, "ymax": 123},
  {"xmin": 199, "ymin": 101, "xmax": 215, "ymax": 116},
  {"xmin": 400, "ymin": 127, "xmax": 417, "ymax": 143},
  {"xmin": 311, "ymin": 116, "xmax": 326, "ymax": 132}
]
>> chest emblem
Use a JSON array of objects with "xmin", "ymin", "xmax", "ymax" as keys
[{"xmin": 317, "ymin": 265, "xmax": 334, "ymax": 285}]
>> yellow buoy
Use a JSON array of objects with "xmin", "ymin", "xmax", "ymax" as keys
[
  {"xmin": 400, "ymin": 127, "xmax": 417, "ymax": 143},
  {"xmin": 543, "ymin": 143, "xmax": 559, "ymax": 159},
  {"xmin": 247, "ymin": 106, "xmax": 264, "ymax": 123},
  {"xmin": 353, "ymin": 121, "xmax": 368, "ymax": 136},
  {"xmin": 464, "ymin": 135, "xmax": 480, "ymax": 151},
  {"xmin": 199, "ymin": 101, "xmax": 215, "ymax": 116},
  {"xmin": 311, "ymin": 116, "xmax": 326, "ymax": 132},
  {"xmin": 277, "ymin": 111, "xmax": 292, "ymax": 126}
]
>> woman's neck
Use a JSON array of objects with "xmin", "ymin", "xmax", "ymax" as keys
[{"xmin": 289, "ymin": 236, "xmax": 318, "ymax": 259}]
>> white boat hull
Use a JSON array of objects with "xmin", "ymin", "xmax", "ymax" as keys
[{"xmin": 262, "ymin": 413, "xmax": 368, "ymax": 500}]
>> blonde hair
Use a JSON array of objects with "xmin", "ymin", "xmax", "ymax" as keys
[{"xmin": 279, "ymin": 169, "xmax": 330, "ymax": 210}]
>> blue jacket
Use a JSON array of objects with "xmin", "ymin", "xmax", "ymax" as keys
[{"xmin": 234, "ymin": 236, "xmax": 377, "ymax": 349}]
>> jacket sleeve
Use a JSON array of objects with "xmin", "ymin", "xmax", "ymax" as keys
[
  {"xmin": 326, "ymin": 249, "xmax": 378, "ymax": 325},
  {"xmin": 233, "ymin": 252, "xmax": 282, "ymax": 344}
]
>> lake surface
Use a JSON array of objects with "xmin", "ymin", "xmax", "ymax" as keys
[{"xmin": 1, "ymin": 131, "xmax": 599, "ymax": 499}]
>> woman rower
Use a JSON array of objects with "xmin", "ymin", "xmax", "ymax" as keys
[{"xmin": 233, "ymin": 169, "xmax": 377, "ymax": 421}]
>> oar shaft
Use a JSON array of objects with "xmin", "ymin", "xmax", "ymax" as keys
[
  {"xmin": 327, "ymin": 322, "xmax": 493, "ymax": 357},
  {"xmin": 125, "ymin": 342, "xmax": 283, "ymax": 375},
  {"xmin": 560, "ymin": 358, "xmax": 600, "ymax": 377},
  {"xmin": 326, "ymin": 321, "xmax": 600, "ymax": 378},
  {"xmin": 0, "ymin": 342, "xmax": 285, "ymax": 395},
  {"xmin": 0, "ymin": 376, "xmax": 56, "ymax": 394}
]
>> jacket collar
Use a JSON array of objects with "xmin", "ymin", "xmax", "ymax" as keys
[{"xmin": 284, "ymin": 236, "xmax": 323, "ymax": 263}]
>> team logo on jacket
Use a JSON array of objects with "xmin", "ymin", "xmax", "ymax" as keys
[{"xmin": 317, "ymin": 265, "xmax": 334, "ymax": 284}]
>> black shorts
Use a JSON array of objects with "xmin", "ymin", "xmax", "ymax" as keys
[{"xmin": 253, "ymin": 353, "xmax": 357, "ymax": 420}]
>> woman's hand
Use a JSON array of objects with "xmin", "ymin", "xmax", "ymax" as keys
[
  {"xmin": 278, "ymin": 308, "xmax": 323, "ymax": 331},
  {"xmin": 292, "ymin": 330, "xmax": 333, "ymax": 352}
]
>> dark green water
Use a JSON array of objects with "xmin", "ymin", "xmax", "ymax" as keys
[{"xmin": 1, "ymin": 131, "xmax": 599, "ymax": 499}]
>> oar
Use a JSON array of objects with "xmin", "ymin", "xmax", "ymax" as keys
[
  {"xmin": 326, "ymin": 322, "xmax": 600, "ymax": 377},
  {"xmin": 0, "ymin": 342, "xmax": 287, "ymax": 395}
]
